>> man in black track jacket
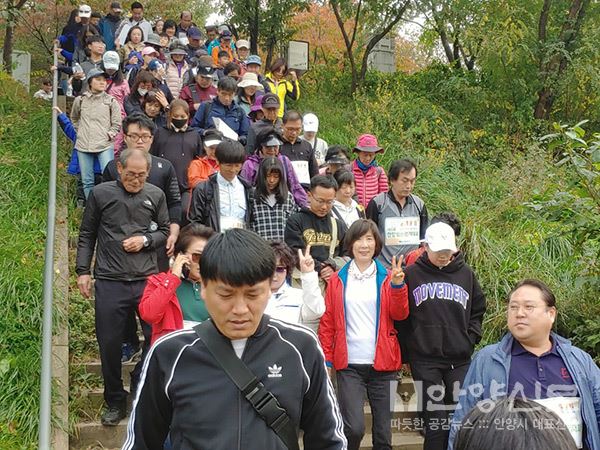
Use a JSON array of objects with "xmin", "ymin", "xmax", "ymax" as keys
[
  {"xmin": 123, "ymin": 229, "xmax": 347, "ymax": 450},
  {"xmin": 76, "ymin": 147, "xmax": 169, "ymax": 426}
]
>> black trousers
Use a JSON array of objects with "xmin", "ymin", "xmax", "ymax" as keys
[
  {"xmin": 410, "ymin": 360, "xmax": 470, "ymax": 450},
  {"xmin": 95, "ymin": 279, "xmax": 151, "ymax": 407},
  {"xmin": 336, "ymin": 364, "xmax": 397, "ymax": 450}
]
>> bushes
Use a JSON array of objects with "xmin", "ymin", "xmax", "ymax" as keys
[
  {"xmin": 297, "ymin": 67, "xmax": 599, "ymax": 354},
  {"xmin": 0, "ymin": 73, "xmax": 53, "ymax": 448}
]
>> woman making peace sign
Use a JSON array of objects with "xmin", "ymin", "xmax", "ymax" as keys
[{"xmin": 318, "ymin": 219, "xmax": 408, "ymax": 450}]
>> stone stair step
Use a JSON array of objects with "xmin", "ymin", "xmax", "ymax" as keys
[
  {"xmin": 71, "ymin": 421, "xmax": 128, "ymax": 449},
  {"xmin": 80, "ymin": 360, "xmax": 138, "ymax": 382},
  {"xmin": 359, "ymin": 431, "xmax": 423, "ymax": 449}
]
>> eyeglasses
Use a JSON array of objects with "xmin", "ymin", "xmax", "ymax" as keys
[
  {"xmin": 284, "ymin": 127, "xmax": 302, "ymax": 133},
  {"xmin": 274, "ymin": 266, "xmax": 287, "ymax": 273},
  {"xmin": 126, "ymin": 133, "xmax": 153, "ymax": 142},
  {"xmin": 122, "ymin": 171, "xmax": 148, "ymax": 180},
  {"xmin": 312, "ymin": 197, "xmax": 335, "ymax": 206},
  {"xmin": 190, "ymin": 252, "xmax": 202, "ymax": 263},
  {"xmin": 507, "ymin": 303, "xmax": 548, "ymax": 314}
]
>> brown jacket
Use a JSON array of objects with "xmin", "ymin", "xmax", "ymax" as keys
[{"xmin": 71, "ymin": 91, "xmax": 121, "ymax": 153}]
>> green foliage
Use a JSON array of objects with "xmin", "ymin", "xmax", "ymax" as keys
[
  {"xmin": 298, "ymin": 67, "xmax": 599, "ymax": 353},
  {"xmin": 0, "ymin": 73, "xmax": 54, "ymax": 448}
]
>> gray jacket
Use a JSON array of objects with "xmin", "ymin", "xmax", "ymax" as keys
[
  {"xmin": 71, "ymin": 91, "xmax": 121, "ymax": 153},
  {"xmin": 366, "ymin": 191, "xmax": 428, "ymax": 267}
]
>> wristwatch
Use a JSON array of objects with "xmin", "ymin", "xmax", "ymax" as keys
[{"xmin": 142, "ymin": 236, "xmax": 149, "ymax": 247}]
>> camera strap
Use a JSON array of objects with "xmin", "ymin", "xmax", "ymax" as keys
[{"xmin": 193, "ymin": 321, "xmax": 300, "ymax": 450}]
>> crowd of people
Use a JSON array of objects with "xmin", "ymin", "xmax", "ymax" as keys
[{"xmin": 49, "ymin": 3, "xmax": 600, "ymax": 450}]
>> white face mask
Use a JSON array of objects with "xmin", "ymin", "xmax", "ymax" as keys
[{"xmin": 137, "ymin": 88, "xmax": 148, "ymax": 96}]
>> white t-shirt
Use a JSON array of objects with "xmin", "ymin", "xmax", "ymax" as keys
[
  {"xmin": 345, "ymin": 261, "xmax": 378, "ymax": 364},
  {"xmin": 231, "ymin": 338, "xmax": 247, "ymax": 359},
  {"xmin": 333, "ymin": 199, "xmax": 361, "ymax": 228}
]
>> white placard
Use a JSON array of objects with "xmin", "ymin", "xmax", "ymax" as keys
[
  {"xmin": 288, "ymin": 40, "xmax": 309, "ymax": 71},
  {"xmin": 213, "ymin": 118, "xmax": 238, "ymax": 141},
  {"xmin": 534, "ymin": 397, "xmax": 583, "ymax": 448},
  {"xmin": 384, "ymin": 216, "xmax": 420, "ymax": 246},
  {"xmin": 291, "ymin": 160, "xmax": 310, "ymax": 184}
]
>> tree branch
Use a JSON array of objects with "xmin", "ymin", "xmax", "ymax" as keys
[{"xmin": 538, "ymin": 0, "xmax": 552, "ymax": 42}]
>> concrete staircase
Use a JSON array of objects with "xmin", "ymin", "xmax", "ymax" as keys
[{"xmin": 70, "ymin": 362, "xmax": 423, "ymax": 450}]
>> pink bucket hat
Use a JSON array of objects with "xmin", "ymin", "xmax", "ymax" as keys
[{"xmin": 354, "ymin": 134, "xmax": 384, "ymax": 153}]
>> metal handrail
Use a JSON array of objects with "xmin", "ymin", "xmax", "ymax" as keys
[{"xmin": 38, "ymin": 40, "xmax": 59, "ymax": 450}]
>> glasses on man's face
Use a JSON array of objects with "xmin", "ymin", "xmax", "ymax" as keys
[
  {"xmin": 274, "ymin": 266, "xmax": 287, "ymax": 273},
  {"xmin": 312, "ymin": 197, "xmax": 335, "ymax": 206},
  {"xmin": 122, "ymin": 171, "xmax": 148, "ymax": 180},
  {"xmin": 508, "ymin": 303, "xmax": 547, "ymax": 315},
  {"xmin": 126, "ymin": 133, "xmax": 153, "ymax": 143},
  {"xmin": 190, "ymin": 252, "xmax": 202, "ymax": 263},
  {"xmin": 284, "ymin": 127, "xmax": 301, "ymax": 133}
]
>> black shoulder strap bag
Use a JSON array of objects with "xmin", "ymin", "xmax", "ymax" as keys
[{"xmin": 193, "ymin": 321, "xmax": 300, "ymax": 450}]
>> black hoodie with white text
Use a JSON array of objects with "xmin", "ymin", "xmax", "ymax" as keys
[{"xmin": 404, "ymin": 251, "xmax": 486, "ymax": 365}]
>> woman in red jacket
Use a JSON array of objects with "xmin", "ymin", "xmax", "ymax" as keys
[
  {"xmin": 318, "ymin": 219, "xmax": 408, "ymax": 450},
  {"xmin": 139, "ymin": 223, "xmax": 215, "ymax": 345}
]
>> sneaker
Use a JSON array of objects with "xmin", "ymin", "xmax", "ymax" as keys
[
  {"xmin": 101, "ymin": 404, "xmax": 126, "ymax": 426},
  {"xmin": 121, "ymin": 342, "xmax": 141, "ymax": 363}
]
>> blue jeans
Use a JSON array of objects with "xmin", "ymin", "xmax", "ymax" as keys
[{"xmin": 78, "ymin": 147, "xmax": 113, "ymax": 198}]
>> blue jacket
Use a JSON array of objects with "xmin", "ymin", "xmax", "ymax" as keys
[
  {"xmin": 57, "ymin": 113, "xmax": 101, "ymax": 176},
  {"xmin": 448, "ymin": 332, "xmax": 600, "ymax": 450},
  {"xmin": 191, "ymin": 98, "xmax": 249, "ymax": 140},
  {"xmin": 98, "ymin": 14, "xmax": 122, "ymax": 51}
]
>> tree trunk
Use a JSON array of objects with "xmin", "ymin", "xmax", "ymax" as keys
[
  {"xmin": 250, "ymin": 0, "xmax": 260, "ymax": 54},
  {"xmin": 533, "ymin": 0, "xmax": 589, "ymax": 119},
  {"xmin": 2, "ymin": 21, "xmax": 15, "ymax": 74}
]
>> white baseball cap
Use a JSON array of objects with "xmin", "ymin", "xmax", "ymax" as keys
[
  {"xmin": 236, "ymin": 39, "xmax": 250, "ymax": 49},
  {"xmin": 78, "ymin": 4, "xmax": 92, "ymax": 18},
  {"xmin": 303, "ymin": 113, "xmax": 319, "ymax": 133},
  {"xmin": 424, "ymin": 222, "xmax": 457, "ymax": 252}
]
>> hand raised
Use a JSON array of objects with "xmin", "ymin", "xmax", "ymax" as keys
[
  {"xmin": 298, "ymin": 245, "xmax": 315, "ymax": 273},
  {"xmin": 391, "ymin": 254, "xmax": 405, "ymax": 285}
]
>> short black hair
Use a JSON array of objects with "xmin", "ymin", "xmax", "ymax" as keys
[
  {"xmin": 455, "ymin": 397, "xmax": 577, "ymax": 450},
  {"xmin": 200, "ymin": 229, "xmax": 276, "ymax": 287},
  {"xmin": 282, "ymin": 110, "xmax": 302, "ymax": 124},
  {"xmin": 256, "ymin": 157, "xmax": 288, "ymax": 203},
  {"xmin": 310, "ymin": 174, "xmax": 338, "ymax": 192},
  {"xmin": 174, "ymin": 223, "xmax": 215, "ymax": 255},
  {"xmin": 344, "ymin": 219, "xmax": 383, "ymax": 258},
  {"xmin": 122, "ymin": 114, "xmax": 157, "ymax": 136},
  {"xmin": 86, "ymin": 35, "xmax": 104, "ymax": 46},
  {"xmin": 333, "ymin": 169, "xmax": 355, "ymax": 187},
  {"xmin": 91, "ymin": 11, "xmax": 102, "ymax": 19},
  {"xmin": 205, "ymin": 25, "xmax": 217, "ymax": 32},
  {"xmin": 131, "ymin": 2, "xmax": 144, "ymax": 10},
  {"xmin": 388, "ymin": 159, "xmax": 418, "ymax": 180},
  {"xmin": 163, "ymin": 19, "xmax": 176, "ymax": 30},
  {"xmin": 217, "ymin": 50, "xmax": 230, "ymax": 58},
  {"xmin": 325, "ymin": 145, "xmax": 350, "ymax": 162},
  {"xmin": 215, "ymin": 139, "xmax": 246, "ymax": 164},
  {"xmin": 270, "ymin": 241, "xmax": 296, "ymax": 274},
  {"xmin": 508, "ymin": 279, "xmax": 556, "ymax": 307},
  {"xmin": 224, "ymin": 62, "xmax": 240, "ymax": 75},
  {"xmin": 431, "ymin": 211, "xmax": 461, "ymax": 237},
  {"xmin": 217, "ymin": 76, "xmax": 237, "ymax": 92}
]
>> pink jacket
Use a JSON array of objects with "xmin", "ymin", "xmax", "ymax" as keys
[
  {"xmin": 352, "ymin": 160, "xmax": 389, "ymax": 207},
  {"xmin": 106, "ymin": 81, "xmax": 130, "ymax": 156},
  {"xmin": 165, "ymin": 61, "xmax": 189, "ymax": 100}
]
